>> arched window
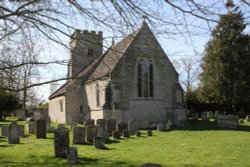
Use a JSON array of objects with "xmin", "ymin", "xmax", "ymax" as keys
[
  {"xmin": 96, "ymin": 83, "xmax": 100, "ymax": 107},
  {"xmin": 137, "ymin": 58, "xmax": 153, "ymax": 97}
]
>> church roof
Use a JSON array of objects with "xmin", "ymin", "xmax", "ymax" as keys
[{"xmin": 49, "ymin": 24, "xmax": 140, "ymax": 100}]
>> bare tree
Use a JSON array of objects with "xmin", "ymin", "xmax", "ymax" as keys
[{"xmin": 0, "ymin": 0, "xmax": 249, "ymax": 93}]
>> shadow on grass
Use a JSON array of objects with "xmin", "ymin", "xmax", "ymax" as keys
[
  {"xmin": 173, "ymin": 119, "xmax": 250, "ymax": 132},
  {"xmin": 0, "ymin": 154, "xmax": 137, "ymax": 167}
]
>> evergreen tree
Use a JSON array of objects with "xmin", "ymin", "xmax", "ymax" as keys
[{"xmin": 200, "ymin": 11, "xmax": 250, "ymax": 113}]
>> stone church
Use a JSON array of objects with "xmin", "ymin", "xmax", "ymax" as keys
[{"xmin": 48, "ymin": 21, "xmax": 187, "ymax": 126}]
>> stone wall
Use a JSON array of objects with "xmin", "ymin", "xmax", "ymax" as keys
[{"xmin": 49, "ymin": 96, "xmax": 66, "ymax": 123}]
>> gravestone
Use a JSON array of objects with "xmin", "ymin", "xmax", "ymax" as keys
[
  {"xmin": 36, "ymin": 119, "xmax": 46, "ymax": 139},
  {"xmin": 117, "ymin": 122, "xmax": 128, "ymax": 133},
  {"xmin": 103, "ymin": 130, "xmax": 109, "ymax": 143},
  {"xmin": 216, "ymin": 115, "xmax": 238, "ymax": 129},
  {"xmin": 215, "ymin": 110, "xmax": 221, "ymax": 118},
  {"xmin": 112, "ymin": 130, "xmax": 120, "ymax": 139},
  {"xmin": 147, "ymin": 130, "xmax": 153, "ymax": 136},
  {"xmin": 67, "ymin": 147, "xmax": 78, "ymax": 164},
  {"xmin": 8, "ymin": 122, "xmax": 20, "ymax": 144},
  {"xmin": 96, "ymin": 124, "xmax": 105, "ymax": 137},
  {"xmin": 85, "ymin": 125, "xmax": 96, "ymax": 143},
  {"xmin": 18, "ymin": 125, "xmax": 25, "ymax": 137},
  {"xmin": 94, "ymin": 137, "xmax": 105, "ymax": 149},
  {"xmin": 245, "ymin": 115, "xmax": 250, "ymax": 122},
  {"xmin": 1, "ymin": 125, "xmax": 9, "ymax": 137},
  {"xmin": 165, "ymin": 124, "xmax": 171, "ymax": 131},
  {"xmin": 106, "ymin": 119, "xmax": 117, "ymax": 136},
  {"xmin": 27, "ymin": 122, "xmax": 36, "ymax": 134},
  {"xmin": 128, "ymin": 119, "xmax": 140, "ymax": 133},
  {"xmin": 84, "ymin": 119, "xmax": 95, "ymax": 126},
  {"xmin": 201, "ymin": 112, "xmax": 209, "ymax": 121},
  {"xmin": 157, "ymin": 124, "xmax": 164, "ymax": 131},
  {"xmin": 96, "ymin": 119, "xmax": 106, "ymax": 127},
  {"xmin": 122, "ymin": 129, "xmax": 130, "ymax": 138},
  {"xmin": 208, "ymin": 111, "xmax": 214, "ymax": 119},
  {"xmin": 54, "ymin": 126, "xmax": 69, "ymax": 158},
  {"xmin": 192, "ymin": 113, "xmax": 199, "ymax": 120},
  {"xmin": 73, "ymin": 126, "xmax": 85, "ymax": 144},
  {"xmin": 135, "ymin": 131, "xmax": 141, "ymax": 137}
]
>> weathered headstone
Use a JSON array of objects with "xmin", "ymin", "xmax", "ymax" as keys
[
  {"xmin": 112, "ymin": 130, "xmax": 120, "ymax": 139},
  {"xmin": 67, "ymin": 147, "xmax": 78, "ymax": 164},
  {"xmin": 117, "ymin": 122, "xmax": 128, "ymax": 133},
  {"xmin": 103, "ymin": 130, "xmax": 109, "ymax": 143},
  {"xmin": 201, "ymin": 112, "xmax": 209, "ymax": 121},
  {"xmin": 94, "ymin": 137, "xmax": 105, "ymax": 149},
  {"xmin": 36, "ymin": 119, "xmax": 46, "ymax": 139},
  {"xmin": 1, "ymin": 125, "xmax": 9, "ymax": 137},
  {"xmin": 85, "ymin": 125, "xmax": 96, "ymax": 143},
  {"xmin": 147, "ymin": 130, "xmax": 153, "ymax": 136},
  {"xmin": 73, "ymin": 126, "xmax": 85, "ymax": 144},
  {"xmin": 106, "ymin": 119, "xmax": 117, "ymax": 135},
  {"xmin": 8, "ymin": 122, "xmax": 20, "ymax": 144},
  {"xmin": 122, "ymin": 129, "xmax": 130, "ymax": 138},
  {"xmin": 192, "ymin": 113, "xmax": 199, "ymax": 120},
  {"xmin": 245, "ymin": 115, "xmax": 250, "ymax": 122},
  {"xmin": 84, "ymin": 119, "xmax": 95, "ymax": 126},
  {"xmin": 128, "ymin": 119, "xmax": 140, "ymax": 133},
  {"xmin": 135, "ymin": 131, "xmax": 141, "ymax": 137},
  {"xmin": 96, "ymin": 124, "xmax": 105, "ymax": 137},
  {"xmin": 18, "ymin": 125, "xmax": 25, "ymax": 137},
  {"xmin": 96, "ymin": 119, "xmax": 106, "ymax": 127},
  {"xmin": 157, "ymin": 124, "xmax": 164, "ymax": 131},
  {"xmin": 27, "ymin": 122, "xmax": 36, "ymax": 134},
  {"xmin": 54, "ymin": 126, "xmax": 69, "ymax": 158}
]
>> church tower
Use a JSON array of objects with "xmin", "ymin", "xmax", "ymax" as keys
[{"xmin": 68, "ymin": 29, "xmax": 103, "ymax": 78}]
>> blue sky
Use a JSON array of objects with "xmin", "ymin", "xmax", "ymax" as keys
[{"xmin": 36, "ymin": 0, "xmax": 250, "ymax": 101}]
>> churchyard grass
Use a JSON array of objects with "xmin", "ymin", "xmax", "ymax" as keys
[{"xmin": 1, "ymin": 118, "xmax": 250, "ymax": 167}]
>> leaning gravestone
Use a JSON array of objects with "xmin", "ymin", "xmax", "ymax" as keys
[
  {"xmin": 85, "ymin": 125, "xmax": 96, "ymax": 143},
  {"xmin": 36, "ymin": 119, "xmax": 46, "ymax": 139},
  {"xmin": 27, "ymin": 122, "xmax": 36, "ymax": 134},
  {"xmin": 84, "ymin": 119, "xmax": 95, "ymax": 126},
  {"xmin": 117, "ymin": 122, "xmax": 128, "ymax": 134},
  {"xmin": 96, "ymin": 119, "xmax": 106, "ymax": 127},
  {"xmin": 94, "ymin": 137, "xmax": 105, "ymax": 149},
  {"xmin": 128, "ymin": 119, "xmax": 140, "ymax": 133},
  {"xmin": 106, "ymin": 119, "xmax": 117, "ymax": 136},
  {"xmin": 8, "ymin": 122, "xmax": 20, "ymax": 144},
  {"xmin": 112, "ymin": 130, "xmax": 120, "ymax": 139},
  {"xmin": 18, "ymin": 125, "xmax": 25, "ymax": 137},
  {"xmin": 73, "ymin": 126, "xmax": 85, "ymax": 144},
  {"xmin": 216, "ymin": 115, "xmax": 238, "ymax": 129},
  {"xmin": 1, "ymin": 125, "xmax": 9, "ymax": 137},
  {"xmin": 67, "ymin": 147, "xmax": 78, "ymax": 164},
  {"xmin": 54, "ymin": 126, "xmax": 69, "ymax": 158}
]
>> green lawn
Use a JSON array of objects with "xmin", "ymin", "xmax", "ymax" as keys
[{"xmin": 1, "ymin": 118, "xmax": 250, "ymax": 167}]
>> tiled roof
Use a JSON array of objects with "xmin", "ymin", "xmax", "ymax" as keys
[{"xmin": 49, "ymin": 27, "xmax": 139, "ymax": 100}]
